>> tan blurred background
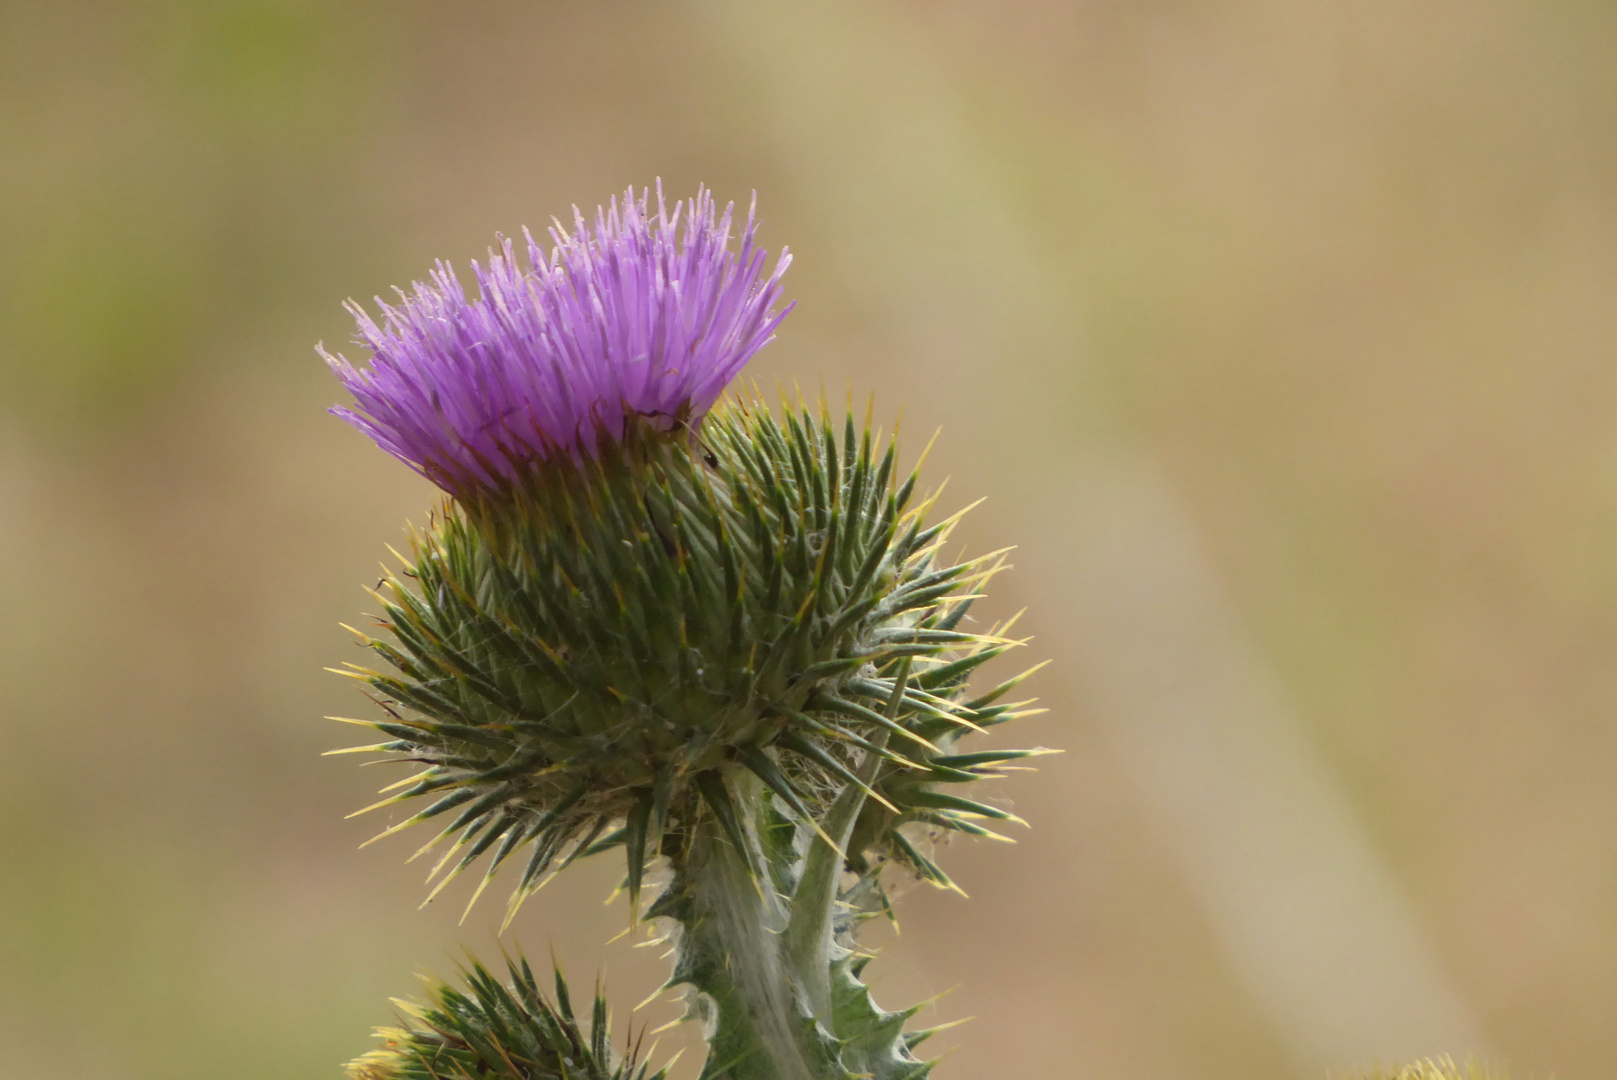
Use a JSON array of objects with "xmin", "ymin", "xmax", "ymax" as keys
[{"xmin": 4, "ymin": 1, "xmax": 1617, "ymax": 1077}]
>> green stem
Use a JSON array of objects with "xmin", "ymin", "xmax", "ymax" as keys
[
  {"xmin": 783, "ymin": 731, "xmax": 895, "ymax": 1024},
  {"xmin": 781, "ymin": 771, "xmax": 866, "ymax": 1025},
  {"xmin": 662, "ymin": 664, "xmax": 927, "ymax": 1080},
  {"xmin": 784, "ymin": 657, "xmax": 907, "ymax": 1022},
  {"xmin": 663, "ymin": 768, "xmax": 831, "ymax": 1080}
]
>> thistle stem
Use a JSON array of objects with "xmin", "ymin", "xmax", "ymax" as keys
[
  {"xmin": 667, "ymin": 672, "xmax": 914, "ymax": 1079},
  {"xmin": 784, "ymin": 658, "xmax": 908, "ymax": 1024},
  {"xmin": 666, "ymin": 768, "xmax": 829, "ymax": 1080},
  {"xmin": 781, "ymin": 774, "xmax": 866, "ymax": 1026}
]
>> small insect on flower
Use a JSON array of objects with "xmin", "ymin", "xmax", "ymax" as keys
[{"xmin": 323, "ymin": 182, "xmax": 792, "ymax": 499}]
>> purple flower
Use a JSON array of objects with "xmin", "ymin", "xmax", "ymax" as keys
[{"xmin": 323, "ymin": 184, "xmax": 792, "ymax": 496}]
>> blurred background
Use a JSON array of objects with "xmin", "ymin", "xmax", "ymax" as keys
[{"xmin": 3, "ymin": 1, "xmax": 1616, "ymax": 1077}]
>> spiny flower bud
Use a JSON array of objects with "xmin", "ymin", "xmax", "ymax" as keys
[
  {"xmin": 334, "ymin": 399, "xmax": 1040, "ymax": 912},
  {"xmin": 346, "ymin": 957, "xmax": 666, "ymax": 1080}
]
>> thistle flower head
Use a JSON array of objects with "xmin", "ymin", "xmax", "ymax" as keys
[
  {"xmin": 329, "ymin": 188, "xmax": 1053, "ymax": 1080},
  {"xmin": 324, "ymin": 183, "xmax": 792, "ymax": 497},
  {"xmin": 327, "ymin": 188, "xmax": 1044, "ymax": 922}
]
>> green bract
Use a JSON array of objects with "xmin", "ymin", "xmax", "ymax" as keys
[{"xmin": 335, "ymin": 398, "xmax": 1044, "ymax": 917}]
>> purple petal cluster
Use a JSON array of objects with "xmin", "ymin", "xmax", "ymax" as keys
[{"xmin": 324, "ymin": 184, "xmax": 792, "ymax": 496}]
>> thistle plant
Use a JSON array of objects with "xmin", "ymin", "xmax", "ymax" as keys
[{"xmin": 323, "ymin": 184, "xmax": 1049, "ymax": 1080}]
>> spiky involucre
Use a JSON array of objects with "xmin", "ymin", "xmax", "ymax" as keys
[
  {"xmin": 346, "ymin": 958, "xmax": 666, "ymax": 1080},
  {"xmin": 335, "ymin": 398, "xmax": 1044, "ymax": 911}
]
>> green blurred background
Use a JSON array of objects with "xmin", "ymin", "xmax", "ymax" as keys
[{"xmin": 4, "ymin": 1, "xmax": 1616, "ymax": 1077}]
